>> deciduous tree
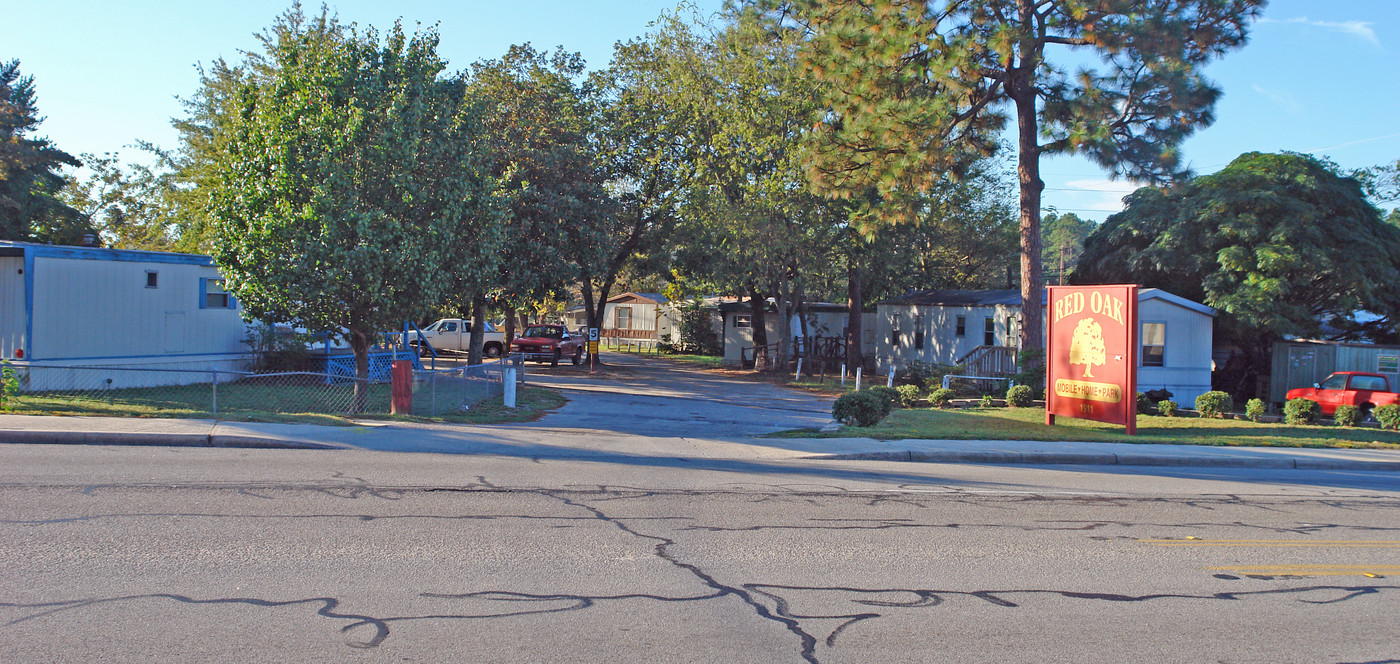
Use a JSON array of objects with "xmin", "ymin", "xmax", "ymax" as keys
[
  {"xmin": 1073, "ymin": 152, "xmax": 1400, "ymax": 396},
  {"xmin": 206, "ymin": 14, "xmax": 505, "ymax": 410}
]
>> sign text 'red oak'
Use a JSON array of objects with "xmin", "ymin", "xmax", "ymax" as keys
[{"xmin": 1046, "ymin": 285, "xmax": 1139, "ymax": 434}]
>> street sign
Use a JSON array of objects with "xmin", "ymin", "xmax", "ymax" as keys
[
  {"xmin": 588, "ymin": 341, "xmax": 599, "ymax": 355},
  {"xmin": 1046, "ymin": 284, "xmax": 1138, "ymax": 434},
  {"xmin": 588, "ymin": 327, "xmax": 599, "ymax": 342}
]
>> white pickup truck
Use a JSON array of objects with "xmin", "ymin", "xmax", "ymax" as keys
[{"xmin": 414, "ymin": 319, "xmax": 507, "ymax": 358}]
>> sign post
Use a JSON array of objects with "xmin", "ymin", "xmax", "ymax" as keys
[
  {"xmin": 588, "ymin": 327, "xmax": 599, "ymax": 372},
  {"xmin": 1046, "ymin": 285, "xmax": 1139, "ymax": 435}
]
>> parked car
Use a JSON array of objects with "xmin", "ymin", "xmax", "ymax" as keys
[
  {"xmin": 1285, "ymin": 371, "xmax": 1400, "ymax": 420},
  {"xmin": 510, "ymin": 324, "xmax": 586, "ymax": 366},
  {"xmin": 412, "ymin": 319, "xmax": 507, "ymax": 357}
]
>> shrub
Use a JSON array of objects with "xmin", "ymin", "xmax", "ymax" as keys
[
  {"xmin": 1006, "ymin": 384, "xmax": 1034, "ymax": 408},
  {"xmin": 1376, "ymin": 404, "xmax": 1400, "ymax": 430},
  {"xmin": 1284, "ymin": 398, "xmax": 1320, "ymax": 425},
  {"xmin": 979, "ymin": 395, "xmax": 995, "ymax": 408},
  {"xmin": 928, "ymin": 387, "xmax": 955, "ymax": 408},
  {"xmin": 1194, "ymin": 391, "xmax": 1233, "ymax": 419},
  {"xmin": 676, "ymin": 306, "xmax": 722, "ymax": 355},
  {"xmin": 893, "ymin": 361, "xmax": 940, "ymax": 388},
  {"xmin": 1011, "ymin": 349, "xmax": 1045, "ymax": 397},
  {"xmin": 865, "ymin": 386, "xmax": 899, "ymax": 415},
  {"xmin": 1136, "ymin": 392, "xmax": 1155, "ymax": 415},
  {"xmin": 832, "ymin": 391, "xmax": 887, "ymax": 427},
  {"xmin": 1334, "ymin": 404, "xmax": 1361, "ymax": 427},
  {"xmin": 894, "ymin": 384, "xmax": 923, "ymax": 408},
  {"xmin": 1158, "ymin": 400, "xmax": 1178, "ymax": 417},
  {"xmin": 0, "ymin": 360, "xmax": 17, "ymax": 410},
  {"xmin": 1245, "ymin": 398, "xmax": 1267, "ymax": 422}
]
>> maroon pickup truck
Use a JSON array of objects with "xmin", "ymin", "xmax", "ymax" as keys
[
  {"xmin": 1285, "ymin": 371, "xmax": 1400, "ymax": 420},
  {"xmin": 510, "ymin": 324, "xmax": 586, "ymax": 366}
]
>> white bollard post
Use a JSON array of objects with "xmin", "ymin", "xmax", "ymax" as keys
[
  {"xmin": 887, "ymin": 365, "xmax": 895, "ymax": 388},
  {"xmin": 855, "ymin": 367, "xmax": 862, "ymax": 391},
  {"xmin": 503, "ymin": 366, "xmax": 517, "ymax": 408},
  {"xmin": 795, "ymin": 358, "xmax": 803, "ymax": 381},
  {"xmin": 840, "ymin": 363, "xmax": 847, "ymax": 388}
]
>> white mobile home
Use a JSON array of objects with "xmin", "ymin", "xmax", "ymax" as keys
[
  {"xmin": 876, "ymin": 288, "xmax": 1217, "ymax": 404},
  {"xmin": 0, "ymin": 241, "xmax": 252, "ymax": 387}
]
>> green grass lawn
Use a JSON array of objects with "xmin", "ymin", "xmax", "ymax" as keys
[
  {"xmin": 603, "ymin": 348, "xmax": 728, "ymax": 369},
  {"xmin": 774, "ymin": 405, "xmax": 1400, "ymax": 450},
  {"xmin": 4, "ymin": 381, "xmax": 565, "ymax": 426}
]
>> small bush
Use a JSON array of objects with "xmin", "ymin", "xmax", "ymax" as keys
[
  {"xmin": 1194, "ymin": 391, "xmax": 1233, "ymax": 419},
  {"xmin": 1158, "ymin": 400, "xmax": 1178, "ymax": 417},
  {"xmin": 1006, "ymin": 384, "xmax": 1034, "ymax": 408},
  {"xmin": 928, "ymin": 387, "xmax": 955, "ymax": 408},
  {"xmin": 0, "ymin": 360, "xmax": 17, "ymax": 410},
  {"xmin": 1010, "ymin": 349, "xmax": 1045, "ymax": 396},
  {"xmin": 833, "ymin": 391, "xmax": 887, "ymax": 427},
  {"xmin": 894, "ymin": 384, "xmax": 923, "ymax": 408},
  {"xmin": 1136, "ymin": 392, "xmax": 1155, "ymax": 415},
  {"xmin": 893, "ymin": 361, "xmax": 940, "ymax": 388},
  {"xmin": 979, "ymin": 395, "xmax": 994, "ymax": 408},
  {"xmin": 1245, "ymin": 398, "xmax": 1267, "ymax": 422},
  {"xmin": 866, "ymin": 386, "xmax": 899, "ymax": 415},
  {"xmin": 1334, "ymin": 404, "xmax": 1361, "ymax": 427},
  {"xmin": 1376, "ymin": 404, "xmax": 1400, "ymax": 430},
  {"xmin": 1284, "ymin": 398, "xmax": 1320, "ymax": 425}
]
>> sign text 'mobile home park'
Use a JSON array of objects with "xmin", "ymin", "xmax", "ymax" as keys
[{"xmin": 1046, "ymin": 285, "xmax": 1139, "ymax": 435}]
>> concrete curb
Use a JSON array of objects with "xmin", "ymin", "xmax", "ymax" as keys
[
  {"xmin": 807, "ymin": 449, "xmax": 1400, "ymax": 471},
  {"xmin": 0, "ymin": 430, "xmax": 344, "ymax": 451}
]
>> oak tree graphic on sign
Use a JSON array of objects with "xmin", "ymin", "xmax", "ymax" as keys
[{"xmin": 1069, "ymin": 318, "xmax": 1106, "ymax": 378}]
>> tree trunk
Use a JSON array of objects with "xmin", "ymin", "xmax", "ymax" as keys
[
  {"xmin": 583, "ymin": 279, "xmax": 611, "ymax": 366},
  {"xmin": 348, "ymin": 328, "xmax": 371, "ymax": 414},
  {"xmin": 748, "ymin": 285, "xmax": 769, "ymax": 371},
  {"xmin": 846, "ymin": 266, "xmax": 863, "ymax": 371},
  {"xmin": 504, "ymin": 308, "xmax": 518, "ymax": 347},
  {"xmin": 794, "ymin": 281, "xmax": 809, "ymax": 360},
  {"xmin": 467, "ymin": 294, "xmax": 486, "ymax": 365},
  {"xmin": 773, "ymin": 273, "xmax": 792, "ymax": 373},
  {"xmin": 1009, "ymin": 65, "xmax": 1045, "ymax": 354}
]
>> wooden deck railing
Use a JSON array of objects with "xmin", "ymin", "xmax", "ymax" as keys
[{"xmin": 956, "ymin": 345, "xmax": 1018, "ymax": 377}]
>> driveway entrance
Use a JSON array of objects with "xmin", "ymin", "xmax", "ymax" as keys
[{"xmin": 520, "ymin": 353, "xmax": 834, "ymax": 437}]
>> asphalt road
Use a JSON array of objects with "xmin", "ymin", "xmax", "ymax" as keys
[
  {"xmin": 518, "ymin": 352, "xmax": 836, "ymax": 437},
  {"xmin": 3, "ymin": 444, "xmax": 1400, "ymax": 663}
]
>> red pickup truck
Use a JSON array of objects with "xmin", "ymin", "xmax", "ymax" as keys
[
  {"xmin": 1285, "ymin": 371, "xmax": 1400, "ymax": 420},
  {"xmin": 509, "ymin": 324, "xmax": 587, "ymax": 366}
]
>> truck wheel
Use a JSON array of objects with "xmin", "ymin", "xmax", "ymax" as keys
[
  {"xmin": 551, "ymin": 349, "xmax": 561, "ymax": 367},
  {"xmin": 571, "ymin": 347, "xmax": 583, "ymax": 365},
  {"xmin": 1361, "ymin": 404, "xmax": 1376, "ymax": 423},
  {"xmin": 484, "ymin": 343, "xmax": 502, "ymax": 359}
]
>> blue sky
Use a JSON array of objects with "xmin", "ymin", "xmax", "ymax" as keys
[{"xmin": 6, "ymin": 0, "xmax": 1397, "ymax": 220}]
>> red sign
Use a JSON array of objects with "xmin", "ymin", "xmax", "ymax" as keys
[{"xmin": 1046, "ymin": 285, "xmax": 1138, "ymax": 434}]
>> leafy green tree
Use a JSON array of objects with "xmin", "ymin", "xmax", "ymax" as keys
[
  {"xmin": 1073, "ymin": 152, "xmax": 1400, "ymax": 396},
  {"xmin": 0, "ymin": 60, "xmax": 90, "ymax": 244},
  {"xmin": 753, "ymin": 0, "xmax": 1263, "ymax": 356},
  {"xmin": 206, "ymin": 14, "xmax": 506, "ymax": 411},
  {"xmin": 61, "ymin": 152, "xmax": 181, "ymax": 250},
  {"xmin": 658, "ymin": 10, "xmax": 843, "ymax": 371},
  {"xmin": 1041, "ymin": 211, "xmax": 1096, "ymax": 285},
  {"xmin": 466, "ymin": 45, "xmax": 611, "ymax": 353}
]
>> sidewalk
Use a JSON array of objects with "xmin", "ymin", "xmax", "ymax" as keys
[{"xmin": 3, "ymin": 413, "xmax": 1400, "ymax": 470}]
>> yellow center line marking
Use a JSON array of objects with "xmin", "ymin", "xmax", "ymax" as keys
[
  {"xmin": 1208, "ymin": 565, "xmax": 1400, "ymax": 576},
  {"xmin": 1140, "ymin": 539, "xmax": 1400, "ymax": 547}
]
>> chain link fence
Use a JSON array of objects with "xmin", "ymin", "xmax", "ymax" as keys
[
  {"xmin": 0, "ymin": 357, "xmax": 524, "ymax": 418},
  {"xmin": 410, "ymin": 355, "xmax": 525, "ymax": 417}
]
